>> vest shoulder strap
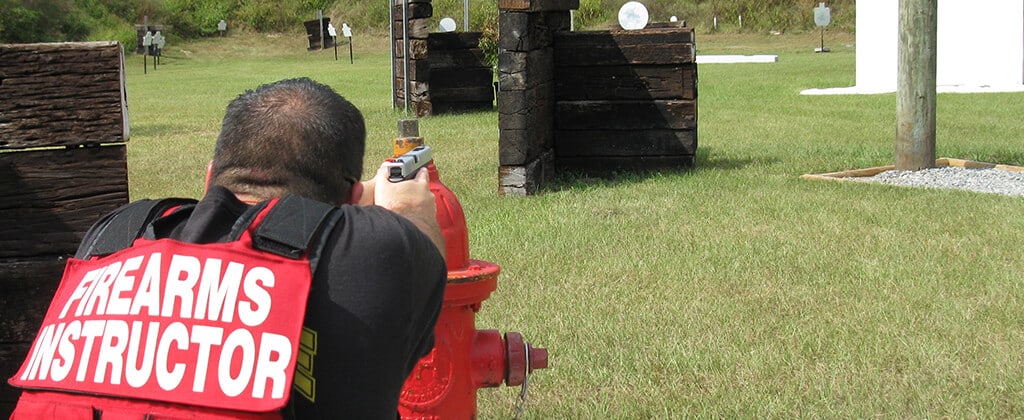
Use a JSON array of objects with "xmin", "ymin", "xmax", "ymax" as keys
[
  {"xmin": 237, "ymin": 195, "xmax": 342, "ymax": 274},
  {"xmin": 74, "ymin": 198, "xmax": 197, "ymax": 259}
]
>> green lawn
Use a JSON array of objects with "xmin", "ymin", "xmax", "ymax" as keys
[{"xmin": 125, "ymin": 30, "xmax": 1024, "ymax": 418}]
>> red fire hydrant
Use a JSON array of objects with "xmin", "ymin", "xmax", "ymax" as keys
[{"xmin": 391, "ymin": 120, "xmax": 548, "ymax": 418}]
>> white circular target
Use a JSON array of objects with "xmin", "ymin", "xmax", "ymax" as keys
[
  {"xmin": 439, "ymin": 17, "xmax": 457, "ymax": 33},
  {"xmin": 618, "ymin": 1, "xmax": 649, "ymax": 30}
]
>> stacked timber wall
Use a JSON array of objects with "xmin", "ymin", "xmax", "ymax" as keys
[
  {"xmin": 497, "ymin": 0, "xmax": 697, "ymax": 196},
  {"xmin": 392, "ymin": 0, "xmax": 494, "ymax": 117},
  {"xmin": 553, "ymin": 29, "xmax": 697, "ymax": 173},
  {"xmin": 429, "ymin": 32, "xmax": 494, "ymax": 114},
  {"xmin": 496, "ymin": 0, "xmax": 576, "ymax": 195},
  {"xmin": 0, "ymin": 42, "xmax": 131, "ymax": 416}
]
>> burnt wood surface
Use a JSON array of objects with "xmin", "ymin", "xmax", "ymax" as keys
[
  {"xmin": 0, "ymin": 145, "xmax": 129, "ymax": 258},
  {"xmin": 394, "ymin": 58, "xmax": 430, "ymax": 80},
  {"xmin": 498, "ymin": 48, "xmax": 554, "ymax": 91},
  {"xmin": 499, "ymin": 11, "xmax": 570, "ymax": 52},
  {"xmin": 0, "ymin": 42, "xmax": 127, "ymax": 149},
  {"xmin": 554, "ymin": 29, "xmax": 695, "ymax": 66},
  {"xmin": 392, "ymin": 2, "xmax": 433, "ymax": 19},
  {"xmin": 555, "ymin": 129, "xmax": 697, "ymax": 157},
  {"xmin": 555, "ymin": 100, "xmax": 697, "ymax": 130},
  {"xmin": 393, "ymin": 17, "xmax": 430, "ymax": 39},
  {"xmin": 428, "ymin": 48, "xmax": 488, "ymax": 69},
  {"xmin": 432, "ymin": 67, "xmax": 492, "ymax": 87},
  {"xmin": 555, "ymin": 64, "xmax": 696, "ymax": 100},
  {"xmin": 498, "ymin": 0, "xmax": 579, "ymax": 12},
  {"xmin": 428, "ymin": 32, "xmax": 483, "ymax": 49},
  {"xmin": 557, "ymin": 155, "xmax": 695, "ymax": 173}
]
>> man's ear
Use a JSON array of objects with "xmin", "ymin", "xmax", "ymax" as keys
[
  {"xmin": 346, "ymin": 181, "xmax": 364, "ymax": 205},
  {"xmin": 204, "ymin": 160, "xmax": 214, "ymax": 193}
]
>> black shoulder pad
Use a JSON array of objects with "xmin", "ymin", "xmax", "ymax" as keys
[
  {"xmin": 252, "ymin": 195, "xmax": 338, "ymax": 260},
  {"xmin": 75, "ymin": 198, "xmax": 197, "ymax": 259}
]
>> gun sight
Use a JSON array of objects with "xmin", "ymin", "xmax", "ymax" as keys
[{"xmin": 385, "ymin": 146, "xmax": 432, "ymax": 182}]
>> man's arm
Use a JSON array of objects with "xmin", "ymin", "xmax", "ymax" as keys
[{"xmin": 359, "ymin": 164, "xmax": 445, "ymax": 258}]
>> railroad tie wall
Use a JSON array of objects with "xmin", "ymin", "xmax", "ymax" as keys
[
  {"xmin": 0, "ymin": 42, "xmax": 131, "ymax": 416},
  {"xmin": 393, "ymin": 0, "xmax": 433, "ymax": 116},
  {"xmin": 428, "ymin": 32, "xmax": 494, "ymax": 114},
  {"xmin": 553, "ymin": 28, "xmax": 697, "ymax": 173},
  {"xmin": 392, "ymin": 0, "xmax": 494, "ymax": 117},
  {"xmin": 496, "ymin": 0, "xmax": 577, "ymax": 196}
]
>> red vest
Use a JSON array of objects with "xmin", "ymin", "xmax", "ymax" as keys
[{"xmin": 8, "ymin": 196, "xmax": 338, "ymax": 419}]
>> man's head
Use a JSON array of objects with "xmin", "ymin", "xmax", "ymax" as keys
[{"xmin": 208, "ymin": 78, "xmax": 366, "ymax": 204}]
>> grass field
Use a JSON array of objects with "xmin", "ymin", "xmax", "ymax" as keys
[{"xmin": 125, "ymin": 30, "xmax": 1024, "ymax": 418}]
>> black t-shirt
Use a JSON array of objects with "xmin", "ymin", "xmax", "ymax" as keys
[{"xmin": 94, "ymin": 186, "xmax": 447, "ymax": 418}]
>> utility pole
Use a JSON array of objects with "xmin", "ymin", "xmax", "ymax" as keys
[{"xmin": 895, "ymin": 0, "xmax": 937, "ymax": 170}]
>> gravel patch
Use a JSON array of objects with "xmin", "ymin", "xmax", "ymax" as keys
[{"xmin": 847, "ymin": 166, "xmax": 1024, "ymax": 197}]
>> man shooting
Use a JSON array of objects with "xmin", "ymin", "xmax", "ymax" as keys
[{"xmin": 9, "ymin": 78, "xmax": 447, "ymax": 419}]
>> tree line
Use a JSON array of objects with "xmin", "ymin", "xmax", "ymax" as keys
[{"xmin": 1, "ymin": 0, "xmax": 852, "ymax": 48}]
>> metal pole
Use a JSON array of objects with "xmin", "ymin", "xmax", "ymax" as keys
[
  {"xmin": 389, "ymin": 0, "xmax": 396, "ymax": 109},
  {"xmin": 464, "ymin": 0, "xmax": 469, "ymax": 31},
  {"xmin": 895, "ymin": 0, "xmax": 937, "ymax": 170},
  {"xmin": 402, "ymin": 0, "xmax": 409, "ymax": 114}
]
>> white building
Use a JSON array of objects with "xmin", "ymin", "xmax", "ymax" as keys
[{"xmin": 805, "ymin": 0, "xmax": 1024, "ymax": 94}]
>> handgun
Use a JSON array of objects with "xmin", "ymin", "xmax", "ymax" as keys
[{"xmin": 384, "ymin": 145, "xmax": 432, "ymax": 182}]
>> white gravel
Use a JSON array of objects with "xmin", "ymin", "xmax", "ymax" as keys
[{"xmin": 848, "ymin": 166, "xmax": 1024, "ymax": 197}]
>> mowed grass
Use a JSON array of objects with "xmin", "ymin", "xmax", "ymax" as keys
[{"xmin": 124, "ymin": 30, "xmax": 1024, "ymax": 418}]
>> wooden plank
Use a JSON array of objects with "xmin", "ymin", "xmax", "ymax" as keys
[
  {"xmin": 498, "ymin": 0, "xmax": 579, "ymax": 12},
  {"xmin": 555, "ymin": 100, "xmax": 697, "ymax": 130},
  {"xmin": 0, "ymin": 42, "xmax": 128, "ymax": 149},
  {"xmin": 0, "ymin": 256, "xmax": 63, "ymax": 341},
  {"xmin": 555, "ymin": 42, "xmax": 695, "ymax": 66},
  {"xmin": 556, "ymin": 155, "xmax": 695, "ymax": 173},
  {"xmin": 498, "ymin": 82, "xmax": 553, "ymax": 130},
  {"xmin": 428, "ymin": 47, "xmax": 488, "ymax": 69},
  {"xmin": 429, "ymin": 32, "xmax": 483, "ymax": 49},
  {"xmin": 498, "ymin": 11, "xmax": 569, "ymax": 52},
  {"xmin": 497, "ymin": 47, "xmax": 554, "ymax": 91},
  {"xmin": 392, "ymin": 2, "xmax": 433, "ymax": 20},
  {"xmin": 555, "ymin": 64, "xmax": 696, "ymax": 100},
  {"xmin": 555, "ymin": 129, "xmax": 696, "ymax": 157},
  {"xmin": 554, "ymin": 30, "xmax": 695, "ymax": 66},
  {"xmin": 393, "ymin": 17, "xmax": 430, "ymax": 39},
  {"xmin": 394, "ymin": 58, "xmax": 430, "ymax": 81},
  {"xmin": 498, "ymin": 150, "xmax": 555, "ymax": 196},
  {"xmin": 394, "ymin": 79, "xmax": 430, "ymax": 102},
  {"xmin": 0, "ymin": 254, "xmax": 64, "ymax": 416},
  {"xmin": 431, "ymin": 67, "xmax": 493, "ymax": 88},
  {"xmin": 2, "ymin": 343, "xmax": 30, "ymax": 413},
  {"xmin": 431, "ymin": 101, "xmax": 494, "ymax": 114},
  {"xmin": 389, "ymin": 59, "xmax": 425, "ymax": 81},
  {"xmin": 0, "ymin": 145, "xmax": 128, "ymax": 258},
  {"xmin": 394, "ymin": 39, "xmax": 429, "ymax": 60},
  {"xmin": 499, "ymin": 121, "xmax": 554, "ymax": 165},
  {"xmin": 554, "ymin": 29, "xmax": 695, "ymax": 49},
  {"xmin": 430, "ymin": 85, "xmax": 494, "ymax": 102}
]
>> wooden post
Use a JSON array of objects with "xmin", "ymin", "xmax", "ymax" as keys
[
  {"xmin": 895, "ymin": 0, "xmax": 937, "ymax": 170},
  {"xmin": 0, "ymin": 41, "xmax": 130, "ymax": 416}
]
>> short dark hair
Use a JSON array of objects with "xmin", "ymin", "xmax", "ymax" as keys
[{"xmin": 209, "ymin": 78, "xmax": 365, "ymax": 204}]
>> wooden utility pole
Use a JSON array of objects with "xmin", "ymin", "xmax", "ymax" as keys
[{"xmin": 895, "ymin": 0, "xmax": 937, "ymax": 170}]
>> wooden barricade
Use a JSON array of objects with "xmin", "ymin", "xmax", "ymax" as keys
[
  {"xmin": 0, "ymin": 41, "xmax": 130, "ymax": 415},
  {"xmin": 497, "ymin": 0, "xmax": 697, "ymax": 195},
  {"xmin": 553, "ymin": 29, "xmax": 697, "ymax": 172},
  {"xmin": 497, "ymin": 0, "xmax": 575, "ymax": 195},
  {"xmin": 392, "ymin": 0, "xmax": 494, "ymax": 117},
  {"xmin": 429, "ymin": 32, "xmax": 494, "ymax": 114}
]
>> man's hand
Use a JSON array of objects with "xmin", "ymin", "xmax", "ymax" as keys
[{"xmin": 359, "ymin": 163, "xmax": 445, "ymax": 257}]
